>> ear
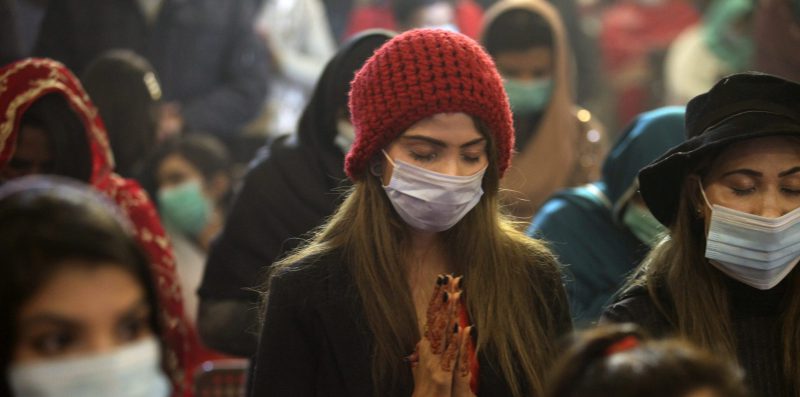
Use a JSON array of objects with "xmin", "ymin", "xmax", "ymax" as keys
[
  {"xmin": 369, "ymin": 158, "xmax": 384, "ymax": 177},
  {"xmin": 686, "ymin": 174, "xmax": 706, "ymax": 219}
]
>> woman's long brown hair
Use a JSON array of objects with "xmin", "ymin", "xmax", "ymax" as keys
[
  {"xmin": 622, "ymin": 172, "xmax": 800, "ymax": 396},
  {"xmin": 265, "ymin": 122, "xmax": 570, "ymax": 396}
]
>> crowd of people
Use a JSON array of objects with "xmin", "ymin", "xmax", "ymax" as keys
[{"xmin": 1, "ymin": 0, "xmax": 800, "ymax": 397}]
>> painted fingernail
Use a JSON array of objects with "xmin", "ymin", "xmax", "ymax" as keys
[
  {"xmin": 443, "ymin": 292, "xmax": 449, "ymax": 303},
  {"xmin": 436, "ymin": 275, "xmax": 445, "ymax": 285},
  {"xmin": 453, "ymin": 323, "xmax": 459, "ymax": 333},
  {"xmin": 470, "ymin": 326, "xmax": 477, "ymax": 339}
]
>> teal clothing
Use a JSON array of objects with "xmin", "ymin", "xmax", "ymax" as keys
[{"xmin": 528, "ymin": 106, "xmax": 686, "ymax": 326}]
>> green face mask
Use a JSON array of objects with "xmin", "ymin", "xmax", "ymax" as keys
[
  {"xmin": 703, "ymin": 0, "xmax": 754, "ymax": 71},
  {"xmin": 503, "ymin": 78, "xmax": 553, "ymax": 115},
  {"xmin": 158, "ymin": 179, "xmax": 211, "ymax": 238},
  {"xmin": 623, "ymin": 203, "xmax": 666, "ymax": 247}
]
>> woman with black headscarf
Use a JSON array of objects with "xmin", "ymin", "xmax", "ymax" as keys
[{"xmin": 196, "ymin": 30, "xmax": 395, "ymax": 357}]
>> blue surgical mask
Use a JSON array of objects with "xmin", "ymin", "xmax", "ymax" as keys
[
  {"xmin": 9, "ymin": 337, "xmax": 170, "ymax": 397},
  {"xmin": 381, "ymin": 150, "xmax": 485, "ymax": 232},
  {"xmin": 158, "ymin": 179, "xmax": 211, "ymax": 237},
  {"xmin": 700, "ymin": 182, "xmax": 800, "ymax": 290},
  {"xmin": 503, "ymin": 78, "xmax": 553, "ymax": 115},
  {"xmin": 622, "ymin": 203, "xmax": 666, "ymax": 247}
]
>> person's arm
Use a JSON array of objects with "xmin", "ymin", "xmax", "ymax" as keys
[
  {"xmin": 180, "ymin": 0, "xmax": 270, "ymax": 135},
  {"xmin": 249, "ymin": 270, "xmax": 317, "ymax": 396},
  {"xmin": 256, "ymin": 0, "xmax": 335, "ymax": 89},
  {"xmin": 197, "ymin": 298, "xmax": 259, "ymax": 357}
]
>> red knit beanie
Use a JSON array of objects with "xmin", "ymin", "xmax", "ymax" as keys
[{"xmin": 346, "ymin": 28, "xmax": 514, "ymax": 180}]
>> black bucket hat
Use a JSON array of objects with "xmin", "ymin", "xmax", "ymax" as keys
[{"xmin": 638, "ymin": 72, "xmax": 800, "ymax": 227}]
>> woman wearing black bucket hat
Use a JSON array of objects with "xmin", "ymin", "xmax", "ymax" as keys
[{"xmin": 602, "ymin": 72, "xmax": 800, "ymax": 397}]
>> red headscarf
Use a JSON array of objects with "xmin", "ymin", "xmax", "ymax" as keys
[{"xmin": 0, "ymin": 58, "xmax": 199, "ymax": 396}]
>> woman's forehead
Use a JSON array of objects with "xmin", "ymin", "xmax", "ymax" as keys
[
  {"xmin": 399, "ymin": 113, "xmax": 482, "ymax": 142},
  {"xmin": 711, "ymin": 136, "xmax": 800, "ymax": 173}
]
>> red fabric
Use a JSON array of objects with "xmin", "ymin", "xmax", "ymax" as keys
[
  {"xmin": 0, "ymin": 58, "xmax": 209, "ymax": 397},
  {"xmin": 604, "ymin": 335, "xmax": 640, "ymax": 356},
  {"xmin": 342, "ymin": 0, "xmax": 484, "ymax": 42},
  {"xmin": 600, "ymin": 0, "xmax": 699, "ymax": 124},
  {"xmin": 342, "ymin": 4, "xmax": 397, "ymax": 41},
  {"xmin": 455, "ymin": 0, "xmax": 484, "ymax": 39},
  {"xmin": 346, "ymin": 29, "xmax": 514, "ymax": 180}
]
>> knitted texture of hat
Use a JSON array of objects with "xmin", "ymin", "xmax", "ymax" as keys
[{"xmin": 345, "ymin": 28, "xmax": 514, "ymax": 180}]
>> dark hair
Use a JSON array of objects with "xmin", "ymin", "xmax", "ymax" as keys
[
  {"xmin": 392, "ymin": 0, "xmax": 455, "ymax": 27},
  {"xmin": 82, "ymin": 50, "xmax": 160, "ymax": 178},
  {"xmin": 483, "ymin": 8, "xmax": 554, "ymax": 57},
  {"xmin": 19, "ymin": 93, "xmax": 93, "ymax": 181},
  {"xmin": 0, "ymin": 176, "xmax": 161, "ymax": 396},
  {"xmin": 546, "ymin": 324, "xmax": 749, "ymax": 397},
  {"xmin": 141, "ymin": 134, "xmax": 232, "ymax": 207}
]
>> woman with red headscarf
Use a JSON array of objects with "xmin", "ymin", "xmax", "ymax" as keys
[{"xmin": 0, "ymin": 58, "xmax": 198, "ymax": 396}]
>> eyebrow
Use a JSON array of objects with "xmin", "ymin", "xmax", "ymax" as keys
[
  {"xmin": 400, "ymin": 135, "xmax": 486, "ymax": 148},
  {"xmin": 721, "ymin": 167, "xmax": 800, "ymax": 178},
  {"xmin": 779, "ymin": 166, "xmax": 800, "ymax": 177},
  {"xmin": 19, "ymin": 300, "xmax": 150, "ymax": 331},
  {"xmin": 18, "ymin": 314, "xmax": 80, "ymax": 332}
]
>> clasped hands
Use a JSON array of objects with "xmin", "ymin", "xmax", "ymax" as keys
[{"xmin": 410, "ymin": 275, "xmax": 476, "ymax": 397}]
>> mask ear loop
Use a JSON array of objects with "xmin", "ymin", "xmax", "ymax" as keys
[
  {"xmin": 697, "ymin": 179, "xmax": 713, "ymax": 210},
  {"xmin": 381, "ymin": 149, "xmax": 397, "ymax": 168}
]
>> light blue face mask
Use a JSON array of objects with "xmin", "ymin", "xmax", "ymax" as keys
[
  {"xmin": 700, "ymin": 182, "xmax": 800, "ymax": 290},
  {"xmin": 9, "ymin": 337, "xmax": 170, "ymax": 397},
  {"xmin": 158, "ymin": 179, "xmax": 212, "ymax": 237},
  {"xmin": 622, "ymin": 203, "xmax": 666, "ymax": 247},
  {"xmin": 503, "ymin": 78, "xmax": 553, "ymax": 116}
]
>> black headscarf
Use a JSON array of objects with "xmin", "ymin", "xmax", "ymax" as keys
[{"xmin": 199, "ymin": 30, "xmax": 395, "ymax": 301}]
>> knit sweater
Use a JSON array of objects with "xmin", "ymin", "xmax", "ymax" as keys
[{"xmin": 602, "ymin": 277, "xmax": 793, "ymax": 397}]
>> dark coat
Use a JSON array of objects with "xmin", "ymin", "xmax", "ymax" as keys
[
  {"xmin": 0, "ymin": 0, "xmax": 21, "ymax": 65},
  {"xmin": 602, "ymin": 277, "xmax": 794, "ymax": 397},
  {"xmin": 250, "ymin": 250, "xmax": 571, "ymax": 396},
  {"xmin": 34, "ymin": 0, "xmax": 268, "ymax": 137}
]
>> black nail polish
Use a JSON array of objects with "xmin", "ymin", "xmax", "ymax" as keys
[
  {"xmin": 436, "ymin": 275, "xmax": 445, "ymax": 285},
  {"xmin": 470, "ymin": 326, "xmax": 477, "ymax": 339},
  {"xmin": 453, "ymin": 323, "xmax": 459, "ymax": 333},
  {"xmin": 443, "ymin": 292, "xmax": 449, "ymax": 303}
]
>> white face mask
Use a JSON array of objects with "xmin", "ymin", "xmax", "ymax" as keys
[
  {"xmin": 700, "ymin": 182, "xmax": 800, "ymax": 290},
  {"xmin": 8, "ymin": 337, "xmax": 171, "ymax": 397},
  {"xmin": 381, "ymin": 150, "xmax": 485, "ymax": 232},
  {"xmin": 335, "ymin": 119, "xmax": 356, "ymax": 154}
]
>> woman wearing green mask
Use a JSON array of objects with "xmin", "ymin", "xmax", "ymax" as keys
[
  {"xmin": 142, "ymin": 134, "xmax": 232, "ymax": 323},
  {"xmin": 481, "ymin": 0, "xmax": 607, "ymax": 221},
  {"xmin": 665, "ymin": 0, "xmax": 755, "ymax": 104},
  {"xmin": 528, "ymin": 106, "xmax": 685, "ymax": 326}
]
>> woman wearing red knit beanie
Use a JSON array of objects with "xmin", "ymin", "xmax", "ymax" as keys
[{"xmin": 250, "ymin": 29, "xmax": 572, "ymax": 397}]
